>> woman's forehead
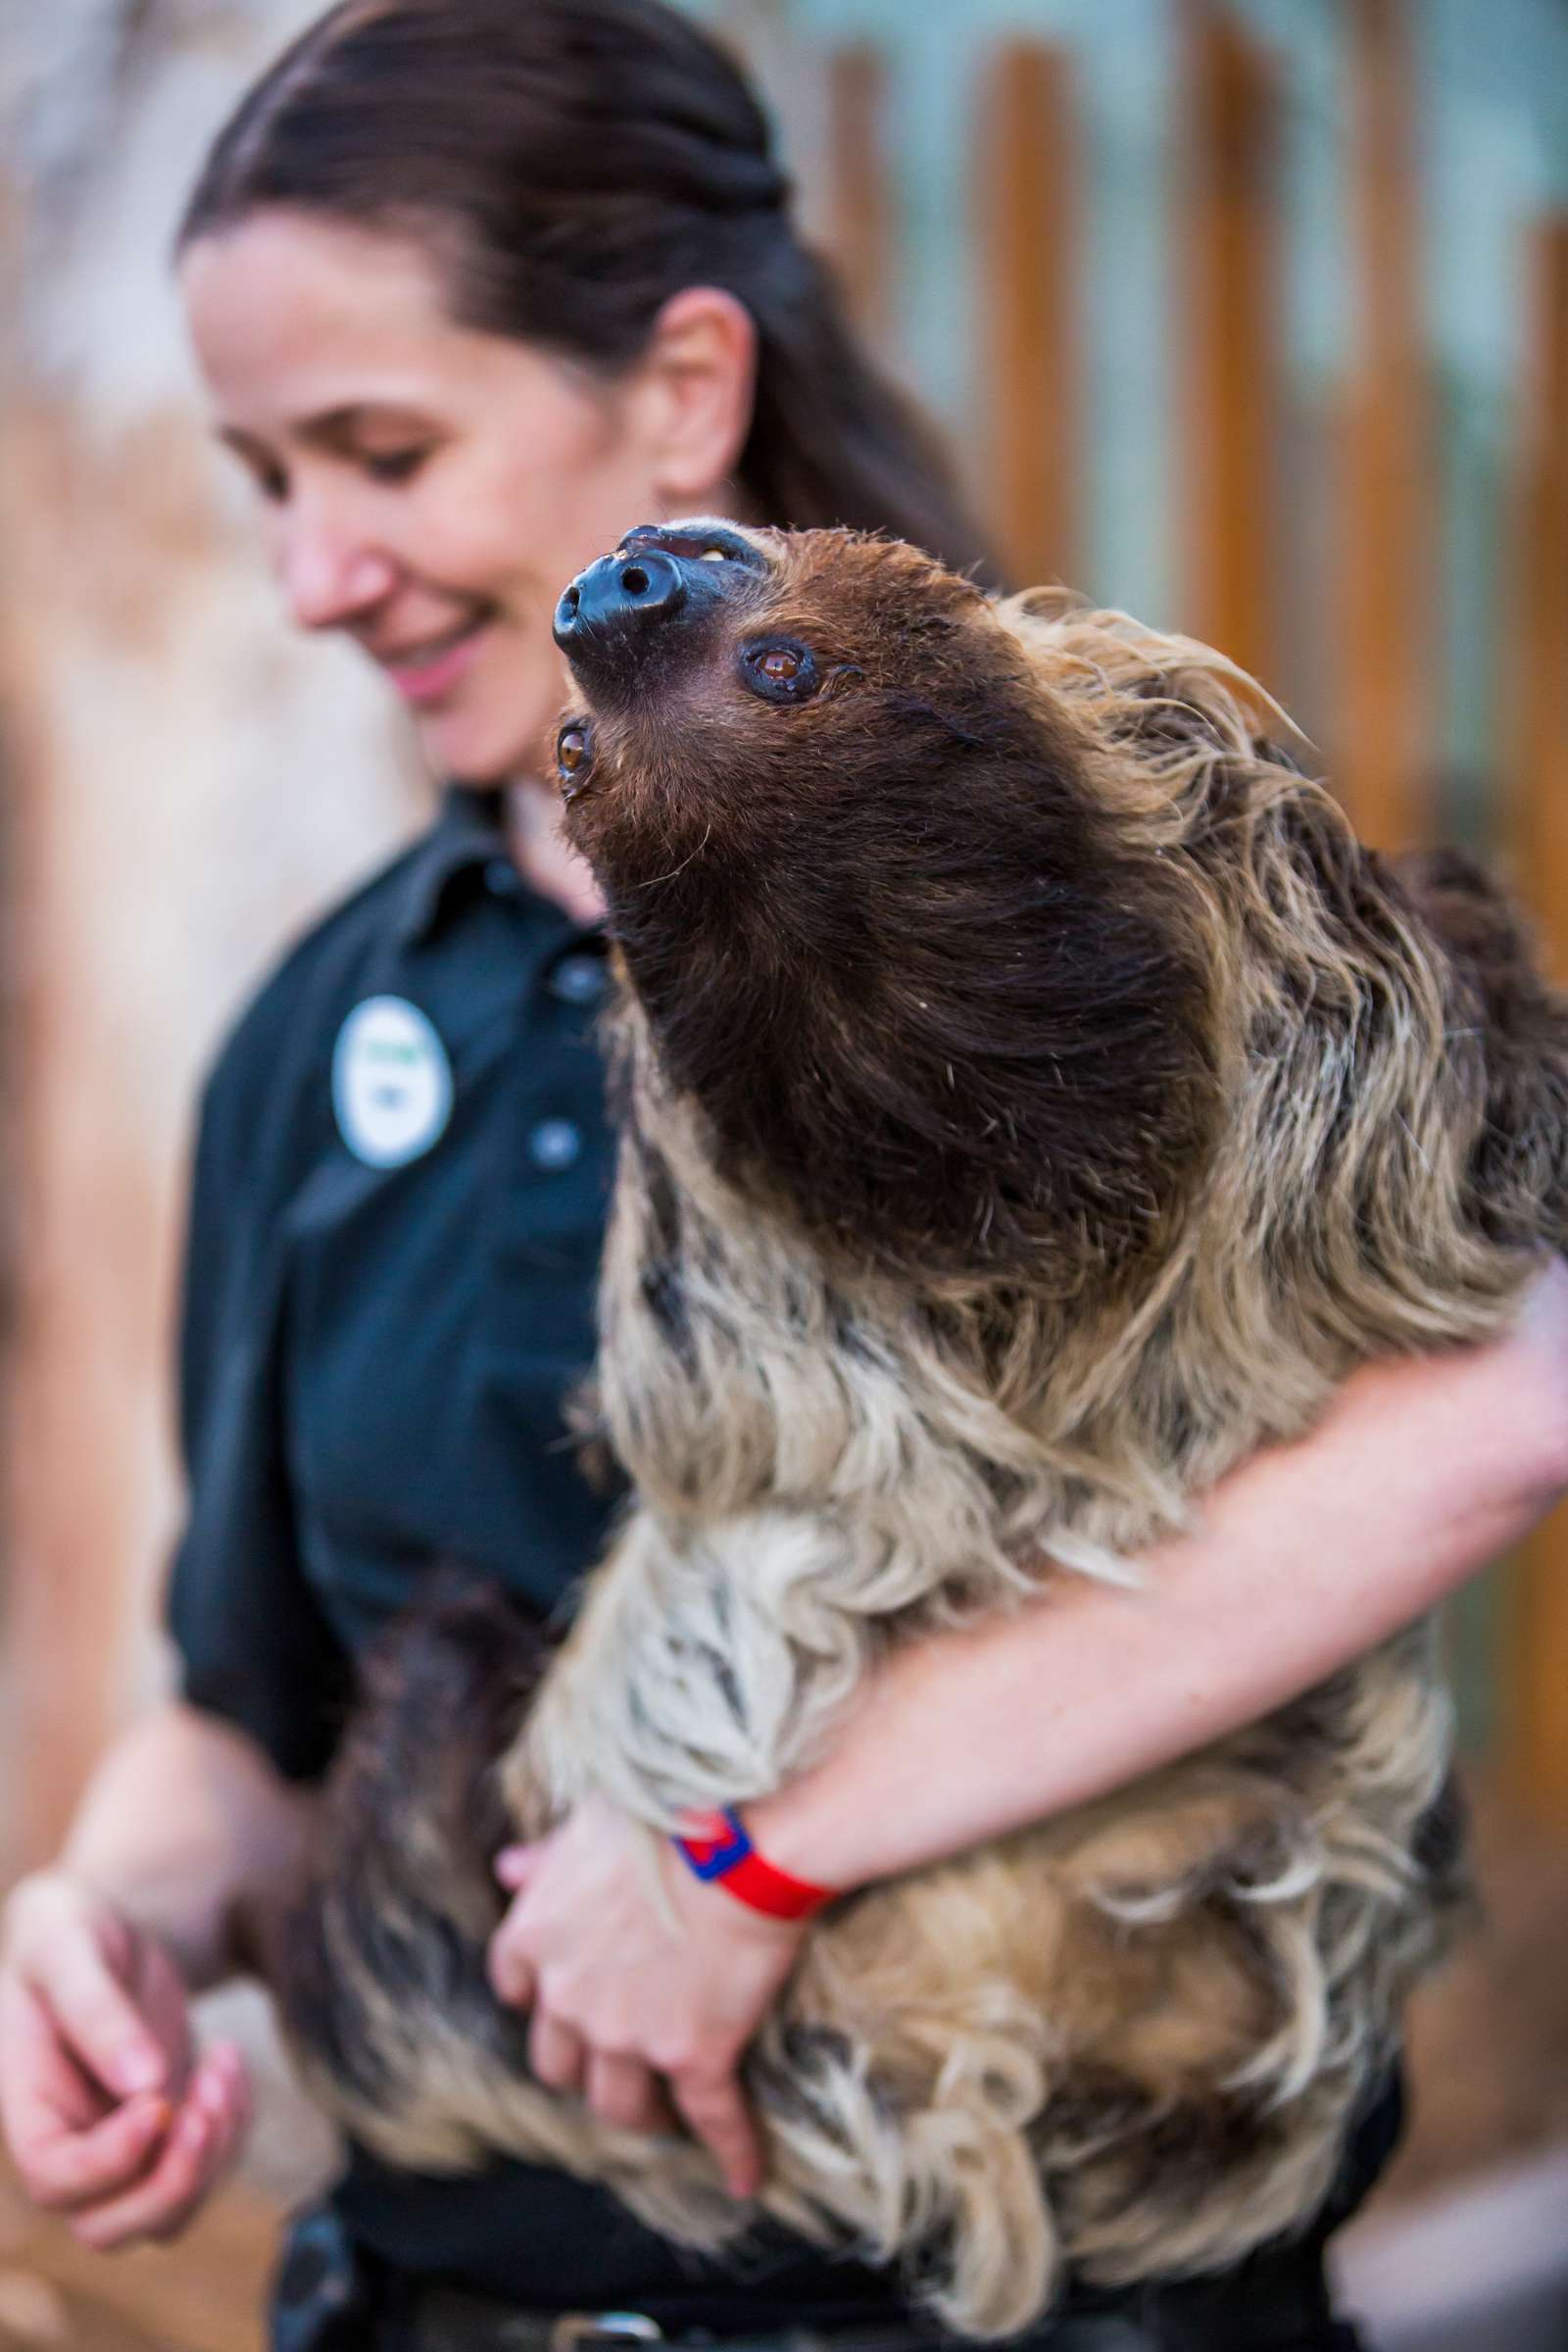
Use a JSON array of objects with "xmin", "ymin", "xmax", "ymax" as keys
[{"xmin": 179, "ymin": 209, "xmax": 539, "ymax": 431}]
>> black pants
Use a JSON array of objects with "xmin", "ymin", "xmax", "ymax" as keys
[{"xmin": 270, "ymin": 2208, "xmax": 1371, "ymax": 2352}]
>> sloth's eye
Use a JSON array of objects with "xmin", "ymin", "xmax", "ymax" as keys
[
  {"xmin": 740, "ymin": 638, "xmax": 820, "ymax": 705},
  {"xmin": 556, "ymin": 721, "xmax": 594, "ymax": 795},
  {"xmin": 701, "ymin": 546, "xmax": 730, "ymax": 562}
]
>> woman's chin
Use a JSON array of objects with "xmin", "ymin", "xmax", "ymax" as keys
[{"xmin": 411, "ymin": 703, "xmax": 542, "ymax": 786}]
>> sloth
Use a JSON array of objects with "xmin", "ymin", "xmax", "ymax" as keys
[{"xmin": 283, "ymin": 519, "xmax": 1568, "ymax": 2337}]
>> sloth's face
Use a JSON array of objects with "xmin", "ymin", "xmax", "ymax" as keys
[
  {"xmin": 552, "ymin": 517, "xmax": 799, "ymax": 740},
  {"xmin": 549, "ymin": 517, "xmax": 1051, "ymax": 886},
  {"xmin": 548, "ymin": 520, "xmax": 1214, "ymax": 1282}
]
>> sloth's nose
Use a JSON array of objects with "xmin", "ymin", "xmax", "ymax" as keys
[
  {"xmin": 554, "ymin": 548, "xmax": 687, "ymax": 654},
  {"xmin": 553, "ymin": 524, "xmax": 765, "ymax": 700}
]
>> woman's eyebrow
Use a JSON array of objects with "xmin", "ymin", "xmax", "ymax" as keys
[
  {"xmin": 215, "ymin": 422, "xmax": 273, "ymax": 463},
  {"xmin": 304, "ymin": 402, "xmax": 440, "ymax": 446},
  {"xmin": 216, "ymin": 406, "xmax": 437, "ymax": 460}
]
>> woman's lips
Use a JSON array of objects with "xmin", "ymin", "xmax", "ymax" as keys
[{"xmin": 381, "ymin": 618, "xmax": 489, "ymax": 705}]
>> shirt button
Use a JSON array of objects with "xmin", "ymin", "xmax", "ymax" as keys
[
  {"xmin": 484, "ymin": 857, "xmax": 521, "ymax": 898},
  {"xmin": 550, "ymin": 953, "xmax": 608, "ymax": 1007},
  {"xmin": 529, "ymin": 1117, "xmax": 583, "ymax": 1172}
]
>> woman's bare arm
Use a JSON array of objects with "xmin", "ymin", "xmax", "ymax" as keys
[
  {"xmin": 751, "ymin": 1256, "xmax": 1568, "ymax": 1886},
  {"xmin": 57, "ymin": 1697, "xmax": 318, "ymax": 1990},
  {"xmin": 491, "ymin": 1258, "xmax": 1568, "ymax": 2191}
]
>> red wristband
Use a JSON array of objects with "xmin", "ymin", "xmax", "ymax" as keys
[{"xmin": 672, "ymin": 1806, "xmax": 836, "ymax": 1921}]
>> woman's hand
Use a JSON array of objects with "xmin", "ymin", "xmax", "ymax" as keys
[
  {"xmin": 0, "ymin": 1871, "xmax": 251, "ymax": 2248},
  {"xmin": 486, "ymin": 1795, "xmax": 807, "ymax": 2199}
]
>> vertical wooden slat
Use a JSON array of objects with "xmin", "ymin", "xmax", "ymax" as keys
[
  {"xmin": 973, "ymin": 41, "xmax": 1078, "ymax": 591},
  {"xmin": 1179, "ymin": 4, "xmax": 1283, "ymax": 682},
  {"xmin": 824, "ymin": 43, "xmax": 895, "ymax": 358},
  {"xmin": 1334, "ymin": 0, "xmax": 1431, "ymax": 850},
  {"xmin": 1505, "ymin": 218, "xmax": 1568, "ymax": 967},
  {"xmin": 1502, "ymin": 218, "xmax": 1568, "ymax": 1821}
]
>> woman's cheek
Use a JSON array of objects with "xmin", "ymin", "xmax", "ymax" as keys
[{"xmin": 431, "ymin": 625, "xmax": 568, "ymax": 780}]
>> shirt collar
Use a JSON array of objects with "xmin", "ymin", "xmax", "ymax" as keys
[{"xmin": 391, "ymin": 784, "xmax": 511, "ymax": 949}]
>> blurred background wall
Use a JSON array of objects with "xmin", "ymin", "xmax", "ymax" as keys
[
  {"xmin": 0, "ymin": 1, "xmax": 1566, "ymax": 2345},
  {"xmin": 0, "ymin": 0, "xmax": 428, "ymax": 1869}
]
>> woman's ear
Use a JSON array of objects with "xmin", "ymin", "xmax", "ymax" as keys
[{"xmin": 637, "ymin": 285, "xmax": 758, "ymax": 509}]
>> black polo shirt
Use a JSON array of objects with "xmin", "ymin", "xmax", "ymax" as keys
[
  {"xmin": 167, "ymin": 785, "xmax": 921, "ymax": 2323},
  {"xmin": 167, "ymin": 785, "xmax": 1401, "ymax": 2322}
]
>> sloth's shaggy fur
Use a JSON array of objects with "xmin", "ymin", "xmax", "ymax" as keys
[{"xmin": 283, "ymin": 524, "xmax": 1568, "ymax": 2336}]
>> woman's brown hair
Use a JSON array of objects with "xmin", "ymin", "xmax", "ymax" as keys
[{"xmin": 178, "ymin": 0, "xmax": 997, "ymax": 581}]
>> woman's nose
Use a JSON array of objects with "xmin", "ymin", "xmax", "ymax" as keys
[{"xmin": 276, "ymin": 513, "xmax": 397, "ymax": 630}]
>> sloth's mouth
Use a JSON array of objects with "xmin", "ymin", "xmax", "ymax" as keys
[{"xmin": 619, "ymin": 519, "xmax": 766, "ymax": 572}]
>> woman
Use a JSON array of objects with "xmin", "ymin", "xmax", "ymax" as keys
[{"xmin": 1, "ymin": 4, "xmax": 1565, "ymax": 2347}]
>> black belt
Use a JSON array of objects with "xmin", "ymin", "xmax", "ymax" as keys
[
  {"xmin": 272, "ymin": 2206, "xmax": 1368, "ymax": 2352},
  {"xmin": 399, "ymin": 2310, "xmax": 1150, "ymax": 2352},
  {"xmin": 396, "ymin": 2262, "xmax": 1366, "ymax": 2352}
]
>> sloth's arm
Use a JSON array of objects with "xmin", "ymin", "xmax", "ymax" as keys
[{"xmin": 746, "ymin": 1256, "xmax": 1568, "ymax": 1892}]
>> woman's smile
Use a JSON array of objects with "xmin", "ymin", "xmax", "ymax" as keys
[{"xmin": 369, "ymin": 611, "xmax": 496, "ymax": 705}]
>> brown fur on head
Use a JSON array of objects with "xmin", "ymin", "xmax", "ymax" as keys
[{"xmin": 553, "ymin": 520, "xmax": 1220, "ymax": 1288}]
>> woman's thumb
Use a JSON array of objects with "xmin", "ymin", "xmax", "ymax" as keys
[{"xmin": 494, "ymin": 1843, "xmax": 540, "ymax": 1892}]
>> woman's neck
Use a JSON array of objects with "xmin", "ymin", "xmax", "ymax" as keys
[{"xmin": 505, "ymin": 779, "xmax": 606, "ymax": 925}]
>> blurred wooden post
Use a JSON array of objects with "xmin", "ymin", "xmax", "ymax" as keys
[
  {"xmin": 1334, "ymin": 0, "xmax": 1431, "ymax": 850},
  {"xmin": 1502, "ymin": 217, "xmax": 1568, "ymax": 1821},
  {"xmin": 1178, "ymin": 4, "xmax": 1282, "ymax": 682},
  {"xmin": 973, "ymin": 41, "xmax": 1078, "ymax": 590},
  {"xmin": 824, "ymin": 43, "xmax": 895, "ymax": 358}
]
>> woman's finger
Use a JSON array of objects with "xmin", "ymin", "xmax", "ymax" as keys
[
  {"xmin": 146, "ymin": 2053, "xmax": 252, "ymax": 2243},
  {"xmin": 0, "ymin": 1973, "xmax": 104, "ymax": 2144},
  {"xmin": 670, "ymin": 2067, "xmax": 763, "ymax": 2202},
  {"xmin": 190, "ymin": 2043, "xmax": 250, "ymax": 2138},
  {"xmin": 17, "ymin": 2091, "xmax": 172, "ymax": 2213},
  {"xmin": 528, "ymin": 2009, "xmax": 586, "ymax": 2095},
  {"xmin": 485, "ymin": 1918, "xmax": 535, "ymax": 2011},
  {"xmin": 69, "ymin": 2053, "xmax": 249, "ymax": 2251},
  {"xmin": 0, "ymin": 1975, "xmax": 169, "ymax": 2211},
  {"xmin": 494, "ymin": 1844, "xmax": 541, "ymax": 1893},
  {"xmin": 37, "ymin": 1930, "xmax": 168, "ymax": 2102},
  {"xmin": 584, "ymin": 2053, "xmax": 674, "ymax": 2136}
]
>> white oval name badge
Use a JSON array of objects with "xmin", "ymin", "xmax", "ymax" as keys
[{"xmin": 332, "ymin": 996, "xmax": 453, "ymax": 1169}]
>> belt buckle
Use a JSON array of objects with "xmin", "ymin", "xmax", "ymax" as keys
[{"xmin": 550, "ymin": 2315, "xmax": 665, "ymax": 2352}]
